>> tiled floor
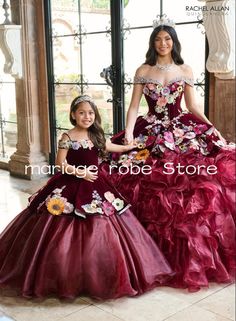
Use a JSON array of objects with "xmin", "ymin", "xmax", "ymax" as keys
[{"xmin": 0, "ymin": 169, "xmax": 235, "ymax": 321}]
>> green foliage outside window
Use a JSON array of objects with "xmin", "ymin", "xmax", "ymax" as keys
[{"xmin": 92, "ymin": 0, "xmax": 129, "ymax": 9}]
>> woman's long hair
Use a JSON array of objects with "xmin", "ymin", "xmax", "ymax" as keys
[
  {"xmin": 70, "ymin": 95, "xmax": 106, "ymax": 156},
  {"xmin": 144, "ymin": 25, "xmax": 184, "ymax": 65}
]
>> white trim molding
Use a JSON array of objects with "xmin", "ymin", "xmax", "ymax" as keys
[
  {"xmin": 0, "ymin": 24, "xmax": 22, "ymax": 78},
  {"xmin": 198, "ymin": 0, "xmax": 235, "ymax": 79}
]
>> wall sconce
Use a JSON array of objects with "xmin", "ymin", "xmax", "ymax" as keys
[{"xmin": 0, "ymin": 0, "xmax": 22, "ymax": 78}]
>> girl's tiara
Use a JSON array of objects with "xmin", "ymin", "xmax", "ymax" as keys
[
  {"xmin": 74, "ymin": 95, "xmax": 94, "ymax": 105},
  {"xmin": 153, "ymin": 14, "xmax": 175, "ymax": 29}
]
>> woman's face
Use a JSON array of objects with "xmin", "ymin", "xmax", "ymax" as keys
[
  {"xmin": 154, "ymin": 30, "xmax": 173, "ymax": 56},
  {"xmin": 71, "ymin": 102, "xmax": 95, "ymax": 129}
]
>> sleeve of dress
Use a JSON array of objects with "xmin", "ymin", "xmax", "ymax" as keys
[
  {"xmin": 184, "ymin": 77, "xmax": 194, "ymax": 87},
  {"xmin": 58, "ymin": 139, "xmax": 71, "ymax": 149},
  {"xmin": 58, "ymin": 132, "xmax": 72, "ymax": 149},
  {"xmin": 133, "ymin": 76, "xmax": 147, "ymax": 84}
]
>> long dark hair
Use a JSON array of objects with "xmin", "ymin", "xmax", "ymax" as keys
[
  {"xmin": 70, "ymin": 95, "xmax": 106, "ymax": 156},
  {"xmin": 144, "ymin": 25, "xmax": 184, "ymax": 65}
]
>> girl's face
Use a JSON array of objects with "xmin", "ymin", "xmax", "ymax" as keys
[
  {"xmin": 71, "ymin": 101, "xmax": 95, "ymax": 129},
  {"xmin": 154, "ymin": 30, "xmax": 173, "ymax": 56}
]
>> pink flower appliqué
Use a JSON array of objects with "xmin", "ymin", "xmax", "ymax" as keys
[
  {"xmin": 64, "ymin": 202, "xmax": 74, "ymax": 214},
  {"xmin": 102, "ymin": 201, "xmax": 115, "ymax": 216},
  {"xmin": 161, "ymin": 87, "xmax": 170, "ymax": 96},
  {"xmin": 128, "ymin": 151, "xmax": 138, "ymax": 159},
  {"xmin": 144, "ymin": 114, "xmax": 157, "ymax": 123},
  {"xmin": 147, "ymin": 83, "xmax": 156, "ymax": 90},
  {"xmin": 194, "ymin": 124, "xmax": 208, "ymax": 135},
  {"xmin": 184, "ymin": 131, "xmax": 196, "ymax": 139},
  {"xmin": 157, "ymin": 96, "xmax": 168, "ymax": 107},
  {"xmin": 104, "ymin": 191, "xmax": 115, "ymax": 203},
  {"xmin": 173, "ymin": 128, "xmax": 185, "ymax": 138},
  {"xmin": 164, "ymin": 131, "xmax": 174, "ymax": 143},
  {"xmin": 162, "ymin": 120, "xmax": 171, "ymax": 128}
]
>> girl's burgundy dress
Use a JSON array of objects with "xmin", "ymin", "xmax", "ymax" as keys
[
  {"xmin": 101, "ymin": 76, "xmax": 236, "ymax": 291},
  {"xmin": 0, "ymin": 138, "xmax": 173, "ymax": 299}
]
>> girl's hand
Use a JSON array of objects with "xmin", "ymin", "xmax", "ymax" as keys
[
  {"xmin": 84, "ymin": 169, "xmax": 98, "ymax": 182},
  {"xmin": 84, "ymin": 166, "xmax": 98, "ymax": 182},
  {"xmin": 76, "ymin": 166, "xmax": 98, "ymax": 182},
  {"xmin": 124, "ymin": 130, "xmax": 134, "ymax": 145},
  {"xmin": 213, "ymin": 128, "xmax": 226, "ymax": 145}
]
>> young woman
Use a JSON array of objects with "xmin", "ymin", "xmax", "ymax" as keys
[
  {"xmin": 103, "ymin": 17, "xmax": 236, "ymax": 292},
  {"xmin": 0, "ymin": 95, "xmax": 174, "ymax": 300}
]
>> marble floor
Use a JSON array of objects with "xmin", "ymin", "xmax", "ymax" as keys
[{"xmin": 0, "ymin": 169, "xmax": 235, "ymax": 321}]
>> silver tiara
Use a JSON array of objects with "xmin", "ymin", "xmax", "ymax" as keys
[
  {"xmin": 153, "ymin": 14, "xmax": 175, "ymax": 29},
  {"xmin": 74, "ymin": 95, "xmax": 93, "ymax": 105}
]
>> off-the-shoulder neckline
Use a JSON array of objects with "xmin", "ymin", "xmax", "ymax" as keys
[
  {"xmin": 67, "ymin": 138, "xmax": 90, "ymax": 142},
  {"xmin": 133, "ymin": 76, "xmax": 194, "ymax": 87},
  {"xmin": 60, "ymin": 132, "xmax": 91, "ymax": 143},
  {"xmin": 59, "ymin": 138, "xmax": 92, "ymax": 144},
  {"xmin": 58, "ymin": 138, "xmax": 94, "ymax": 149}
]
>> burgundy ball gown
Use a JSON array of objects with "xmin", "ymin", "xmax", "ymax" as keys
[
  {"xmin": 0, "ymin": 138, "xmax": 174, "ymax": 300},
  {"xmin": 101, "ymin": 76, "xmax": 236, "ymax": 291}
]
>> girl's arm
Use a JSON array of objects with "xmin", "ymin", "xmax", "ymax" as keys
[
  {"xmin": 55, "ymin": 147, "xmax": 76, "ymax": 175},
  {"xmin": 105, "ymin": 139, "xmax": 136, "ymax": 153},
  {"xmin": 125, "ymin": 67, "xmax": 145, "ymax": 144},
  {"xmin": 55, "ymin": 134, "xmax": 98, "ymax": 182},
  {"xmin": 184, "ymin": 66, "xmax": 226, "ymax": 143}
]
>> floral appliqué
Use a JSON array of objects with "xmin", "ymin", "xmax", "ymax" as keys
[
  {"xmin": 45, "ymin": 186, "xmax": 74, "ymax": 216},
  {"xmin": 111, "ymin": 134, "xmax": 150, "ymax": 167},
  {"xmin": 150, "ymin": 117, "xmax": 216, "ymax": 156},
  {"xmin": 58, "ymin": 139, "xmax": 94, "ymax": 150},
  {"xmin": 80, "ymin": 190, "xmax": 126, "ymax": 217},
  {"xmin": 143, "ymin": 81, "xmax": 185, "ymax": 114}
]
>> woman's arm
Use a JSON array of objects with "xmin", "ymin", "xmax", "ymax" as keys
[
  {"xmin": 125, "ymin": 67, "xmax": 145, "ymax": 143},
  {"xmin": 184, "ymin": 85, "xmax": 213, "ymax": 125},
  {"xmin": 183, "ymin": 66, "xmax": 212, "ymax": 125},
  {"xmin": 183, "ymin": 66, "xmax": 226, "ymax": 143},
  {"xmin": 105, "ymin": 139, "xmax": 136, "ymax": 153}
]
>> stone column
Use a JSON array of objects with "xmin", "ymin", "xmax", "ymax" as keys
[{"xmin": 8, "ymin": 0, "xmax": 50, "ymax": 179}]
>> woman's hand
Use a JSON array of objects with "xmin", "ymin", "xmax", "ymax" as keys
[
  {"xmin": 124, "ymin": 130, "xmax": 134, "ymax": 145},
  {"xmin": 123, "ymin": 140, "xmax": 137, "ymax": 152},
  {"xmin": 213, "ymin": 128, "xmax": 226, "ymax": 145},
  {"xmin": 106, "ymin": 138, "xmax": 136, "ymax": 153}
]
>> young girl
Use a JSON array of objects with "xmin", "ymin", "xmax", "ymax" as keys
[{"xmin": 0, "ymin": 95, "xmax": 173, "ymax": 300}]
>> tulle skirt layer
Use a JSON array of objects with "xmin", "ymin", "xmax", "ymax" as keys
[{"xmin": 101, "ymin": 148, "xmax": 236, "ymax": 291}]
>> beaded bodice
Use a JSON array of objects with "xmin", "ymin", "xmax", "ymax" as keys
[{"xmin": 134, "ymin": 76, "xmax": 194, "ymax": 121}]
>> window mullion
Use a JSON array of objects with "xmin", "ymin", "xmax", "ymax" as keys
[{"xmin": 110, "ymin": 0, "xmax": 125, "ymax": 133}]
